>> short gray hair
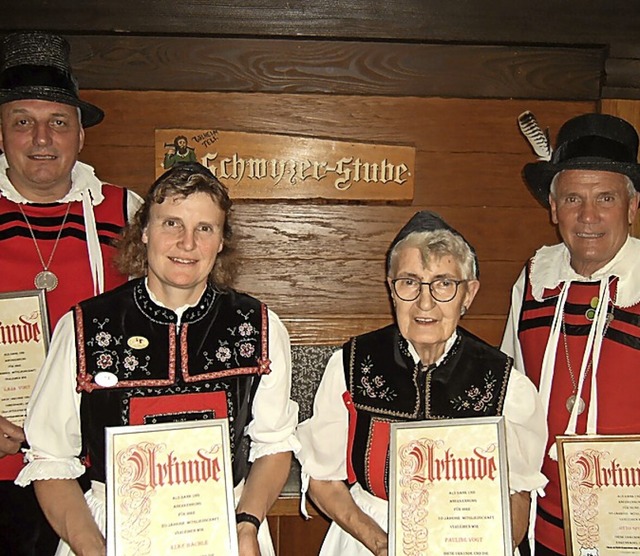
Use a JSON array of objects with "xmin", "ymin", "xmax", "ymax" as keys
[
  {"xmin": 550, "ymin": 170, "xmax": 636, "ymax": 199},
  {"xmin": 387, "ymin": 229, "xmax": 477, "ymax": 281}
]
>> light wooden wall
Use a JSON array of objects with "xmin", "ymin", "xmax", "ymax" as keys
[
  {"xmin": 80, "ymin": 91, "xmax": 594, "ymax": 347},
  {"xmin": 602, "ymin": 99, "xmax": 640, "ymax": 237}
]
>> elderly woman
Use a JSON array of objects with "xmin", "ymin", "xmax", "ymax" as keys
[
  {"xmin": 296, "ymin": 211, "xmax": 547, "ymax": 555},
  {"xmin": 16, "ymin": 163, "xmax": 299, "ymax": 556}
]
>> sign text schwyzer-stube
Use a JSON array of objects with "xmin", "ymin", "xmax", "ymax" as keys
[{"xmin": 155, "ymin": 129, "xmax": 415, "ymax": 201}]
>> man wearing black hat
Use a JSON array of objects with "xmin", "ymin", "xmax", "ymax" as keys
[
  {"xmin": 0, "ymin": 32, "xmax": 141, "ymax": 555},
  {"xmin": 501, "ymin": 113, "xmax": 640, "ymax": 555}
]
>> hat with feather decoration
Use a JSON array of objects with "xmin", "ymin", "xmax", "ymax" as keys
[{"xmin": 519, "ymin": 112, "xmax": 640, "ymax": 207}]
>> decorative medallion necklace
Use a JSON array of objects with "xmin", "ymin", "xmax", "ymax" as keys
[
  {"xmin": 561, "ymin": 301, "xmax": 613, "ymax": 415},
  {"xmin": 17, "ymin": 203, "xmax": 72, "ymax": 292}
]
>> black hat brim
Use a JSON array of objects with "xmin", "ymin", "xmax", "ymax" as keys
[
  {"xmin": 0, "ymin": 86, "xmax": 104, "ymax": 128},
  {"xmin": 523, "ymin": 159, "xmax": 640, "ymax": 208}
]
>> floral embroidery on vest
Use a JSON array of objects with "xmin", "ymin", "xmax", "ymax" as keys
[
  {"xmin": 450, "ymin": 370, "xmax": 497, "ymax": 413},
  {"xmin": 213, "ymin": 308, "xmax": 260, "ymax": 368},
  {"xmin": 356, "ymin": 354, "xmax": 398, "ymax": 402},
  {"xmin": 86, "ymin": 318, "xmax": 151, "ymax": 379}
]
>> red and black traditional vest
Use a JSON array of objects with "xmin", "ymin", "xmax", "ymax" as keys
[
  {"xmin": 74, "ymin": 278, "xmax": 270, "ymax": 486},
  {"xmin": 342, "ymin": 325, "xmax": 511, "ymax": 500},
  {"xmin": 517, "ymin": 265, "xmax": 640, "ymax": 552},
  {"xmin": 0, "ymin": 184, "xmax": 131, "ymax": 327},
  {"xmin": 0, "ymin": 184, "xmax": 131, "ymax": 480}
]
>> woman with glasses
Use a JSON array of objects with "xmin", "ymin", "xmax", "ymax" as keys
[{"xmin": 296, "ymin": 211, "xmax": 547, "ymax": 555}]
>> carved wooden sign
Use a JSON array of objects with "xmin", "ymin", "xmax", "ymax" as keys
[{"xmin": 155, "ymin": 129, "xmax": 415, "ymax": 201}]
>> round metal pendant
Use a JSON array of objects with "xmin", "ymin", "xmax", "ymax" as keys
[
  {"xmin": 34, "ymin": 270, "xmax": 58, "ymax": 292},
  {"xmin": 566, "ymin": 394, "xmax": 585, "ymax": 415}
]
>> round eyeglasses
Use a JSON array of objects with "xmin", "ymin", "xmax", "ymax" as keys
[{"xmin": 390, "ymin": 277, "xmax": 466, "ymax": 303}]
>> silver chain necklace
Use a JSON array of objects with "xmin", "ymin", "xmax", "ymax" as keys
[
  {"xmin": 561, "ymin": 305, "xmax": 613, "ymax": 415},
  {"xmin": 17, "ymin": 202, "xmax": 72, "ymax": 292}
]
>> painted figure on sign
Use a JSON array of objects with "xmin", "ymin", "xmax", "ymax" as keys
[{"xmin": 163, "ymin": 134, "xmax": 197, "ymax": 169}]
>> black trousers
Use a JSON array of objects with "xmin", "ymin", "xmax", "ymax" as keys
[{"xmin": 0, "ymin": 480, "xmax": 58, "ymax": 556}]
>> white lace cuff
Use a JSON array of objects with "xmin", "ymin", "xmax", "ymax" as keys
[{"xmin": 14, "ymin": 456, "xmax": 85, "ymax": 487}]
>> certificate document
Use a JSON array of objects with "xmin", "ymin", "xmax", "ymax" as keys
[
  {"xmin": 557, "ymin": 434, "xmax": 640, "ymax": 555},
  {"xmin": 0, "ymin": 289, "xmax": 49, "ymax": 427},
  {"xmin": 106, "ymin": 419, "xmax": 238, "ymax": 556},
  {"xmin": 389, "ymin": 416, "xmax": 512, "ymax": 556}
]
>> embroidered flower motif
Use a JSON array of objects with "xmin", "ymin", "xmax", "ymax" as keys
[
  {"xmin": 97, "ymin": 353, "xmax": 114, "ymax": 370},
  {"xmin": 239, "ymin": 343, "xmax": 255, "ymax": 358},
  {"xmin": 450, "ymin": 371, "xmax": 497, "ymax": 413},
  {"xmin": 123, "ymin": 355, "xmax": 139, "ymax": 372},
  {"xmin": 356, "ymin": 355, "xmax": 397, "ymax": 402},
  {"xmin": 238, "ymin": 322, "xmax": 255, "ymax": 337},
  {"xmin": 468, "ymin": 387, "xmax": 481, "ymax": 398},
  {"xmin": 214, "ymin": 308, "xmax": 262, "ymax": 368},
  {"xmin": 216, "ymin": 346, "xmax": 232, "ymax": 363},
  {"xmin": 95, "ymin": 331, "xmax": 112, "ymax": 347}
]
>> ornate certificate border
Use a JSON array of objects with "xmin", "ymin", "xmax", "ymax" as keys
[
  {"xmin": 0, "ymin": 289, "xmax": 49, "ymax": 428},
  {"xmin": 106, "ymin": 419, "xmax": 238, "ymax": 556},
  {"xmin": 557, "ymin": 434, "xmax": 640, "ymax": 555},
  {"xmin": 389, "ymin": 416, "xmax": 512, "ymax": 555}
]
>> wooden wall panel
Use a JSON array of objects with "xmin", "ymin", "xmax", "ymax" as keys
[
  {"xmin": 77, "ymin": 91, "xmax": 592, "ymax": 346},
  {"xmin": 82, "ymin": 92, "xmax": 592, "ymax": 155},
  {"xmin": 601, "ymin": 43, "xmax": 640, "ymax": 99},
  {"xmin": 601, "ymin": 99, "xmax": 640, "ymax": 237},
  {"xmin": 57, "ymin": 37, "xmax": 602, "ymax": 100},
  {"xmin": 80, "ymin": 91, "xmax": 593, "ymax": 191},
  {"xmin": 82, "ymin": 147, "xmax": 561, "ymax": 209},
  {"xmin": 229, "ymin": 206, "xmax": 556, "ymax": 262}
]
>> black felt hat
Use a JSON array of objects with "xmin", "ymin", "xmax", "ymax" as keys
[
  {"xmin": 523, "ymin": 113, "xmax": 640, "ymax": 207},
  {"xmin": 0, "ymin": 32, "xmax": 104, "ymax": 128},
  {"xmin": 386, "ymin": 210, "xmax": 479, "ymax": 278}
]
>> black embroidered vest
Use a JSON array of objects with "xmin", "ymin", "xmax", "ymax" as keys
[
  {"xmin": 343, "ymin": 325, "xmax": 512, "ymax": 499},
  {"xmin": 74, "ymin": 278, "xmax": 269, "ymax": 485}
]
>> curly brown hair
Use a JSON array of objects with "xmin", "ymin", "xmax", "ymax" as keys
[{"xmin": 116, "ymin": 163, "xmax": 236, "ymax": 288}]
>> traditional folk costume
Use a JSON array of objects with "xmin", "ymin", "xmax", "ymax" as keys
[
  {"xmin": 17, "ymin": 278, "xmax": 299, "ymax": 556},
  {"xmin": 503, "ymin": 111, "xmax": 640, "ymax": 555},
  {"xmin": 0, "ymin": 157, "xmax": 141, "ymax": 555},
  {"xmin": 0, "ymin": 156, "xmax": 141, "ymax": 481},
  {"xmin": 0, "ymin": 29, "xmax": 140, "ymax": 555},
  {"xmin": 297, "ymin": 325, "xmax": 547, "ymax": 556},
  {"xmin": 501, "ymin": 237, "xmax": 640, "ymax": 554},
  {"xmin": 0, "ymin": 156, "xmax": 142, "ymax": 327}
]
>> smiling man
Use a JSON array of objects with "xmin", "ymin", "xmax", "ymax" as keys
[
  {"xmin": 0, "ymin": 32, "xmax": 141, "ymax": 555},
  {"xmin": 501, "ymin": 113, "xmax": 640, "ymax": 555}
]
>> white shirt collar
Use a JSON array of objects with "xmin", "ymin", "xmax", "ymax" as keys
[
  {"xmin": 407, "ymin": 330, "xmax": 459, "ymax": 367},
  {"xmin": 529, "ymin": 236, "xmax": 640, "ymax": 307}
]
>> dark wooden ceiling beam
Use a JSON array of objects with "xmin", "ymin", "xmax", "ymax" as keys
[
  {"xmin": 64, "ymin": 36, "xmax": 602, "ymax": 99},
  {"xmin": 0, "ymin": 0, "xmax": 638, "ymax": 45},
  {"xmin": 603, "ymin": 43, "xmax": 640, "ymax": 99}
]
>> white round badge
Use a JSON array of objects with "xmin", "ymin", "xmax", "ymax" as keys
[
  {"xmin": 127, "ymin": 336, "xmax": 149, "ymax": 350},
  {"xmin": 95, "ymin": 371, "xmax": 118, "ymax": 387}
]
